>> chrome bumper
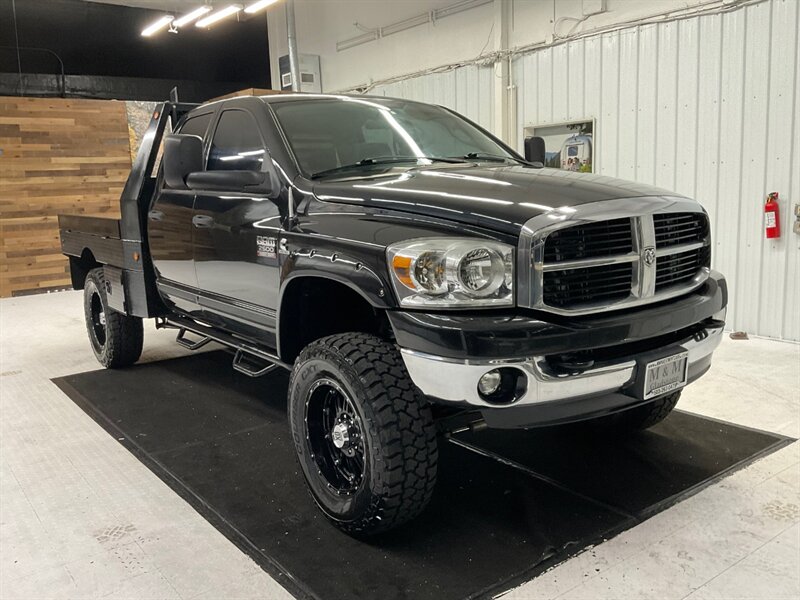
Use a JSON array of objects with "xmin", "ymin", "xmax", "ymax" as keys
[{"xmin": 400, "ymin": 322, "xmax": 724, "ymax": 408}]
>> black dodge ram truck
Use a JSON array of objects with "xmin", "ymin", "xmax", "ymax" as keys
[{"xmin": 60, "ymin": 94, "xmax": 727, "ymax": 535}]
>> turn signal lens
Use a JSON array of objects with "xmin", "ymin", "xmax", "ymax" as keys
[{"xmin": 392, "ymin": 255, "xmax": 414, "ymax": 289}]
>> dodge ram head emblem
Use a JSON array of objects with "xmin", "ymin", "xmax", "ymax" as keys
[{"xmin": 643, "ymin": 247, "xmax": 656, "ymax": 266}]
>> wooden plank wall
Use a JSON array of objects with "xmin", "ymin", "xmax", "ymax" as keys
[{"xmin": 0, "ymin": 96, "xmax": 131, "ymax": 297}]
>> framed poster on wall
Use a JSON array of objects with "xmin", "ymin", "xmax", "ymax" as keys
[{"xmin": 524, "ymin": 119, "xmax": 595, "ymax": 172}]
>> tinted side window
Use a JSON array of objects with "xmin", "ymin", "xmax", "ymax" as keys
[
  {"xmin": 207, "ymin": 110, "xmax": 265, "ymax": 171},
  {"xmin": 179, "ymin": 112, "xmax": 213, "ymax": 139}
]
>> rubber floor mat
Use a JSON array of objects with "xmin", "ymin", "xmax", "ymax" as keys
[{"xmin": 53, "ymin": 351, "xmax": 792, "ymax": 600}]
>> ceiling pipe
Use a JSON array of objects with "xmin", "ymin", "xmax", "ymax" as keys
[
  {"xmin": 337, "ymin": 0, "xmax": 492, "ymax": 52},
  {"xmin": 0, "ymin": 45, "xmax": 66, "ymax": 97}
]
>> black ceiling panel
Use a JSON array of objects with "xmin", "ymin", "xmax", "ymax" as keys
[{"xmin": 0, "ymin": 0, "xmax": 270, "ymax": 85}]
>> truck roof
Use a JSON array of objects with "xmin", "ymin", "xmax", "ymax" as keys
[{"xmin": 189, "ymin": 92, "xmax": 426, "ymax": 113}]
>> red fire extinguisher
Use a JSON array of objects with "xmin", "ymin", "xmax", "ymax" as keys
[{"xmin": 765, "ymin": 192, "xmax": 781, "ymax": 239}]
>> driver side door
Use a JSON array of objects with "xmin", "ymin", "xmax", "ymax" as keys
[
  {"xmin": 148, "ymin": 110, "xmax": 214, "ymax": 316},
  {"xmin": 192, "ymin": 107, "xmax": 282, "ymax": 347}
]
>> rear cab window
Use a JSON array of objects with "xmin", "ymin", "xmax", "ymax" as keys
[{"xmin": 180, "ymin": 112, "xmax": 214, "ymax": 139}]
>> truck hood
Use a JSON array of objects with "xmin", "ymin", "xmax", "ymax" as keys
[{"xmin": 312, "ymin": 164, "xmax": 688, "ymax": 235}]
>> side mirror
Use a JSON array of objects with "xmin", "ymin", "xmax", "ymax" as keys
[
  {"xmin": 524, "ymin": 136, "xmax": 546, "ymax": 165},
  {"xmin": 185, "ymin": 170, "xmax": 273, "ymax": 194},
  {"xmin": 163, "ymin": 134, "xmax": 204, "ymax": 189}
]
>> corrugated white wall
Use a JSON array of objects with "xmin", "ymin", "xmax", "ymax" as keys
[{"xmin": 369, "ymin": 0, "xmax": 800, "ymax": 342}]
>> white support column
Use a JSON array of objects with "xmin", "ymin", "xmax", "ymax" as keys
[
  {"xmin": 492, "ymin": 0, "xmax": 511, "ymax": 143},
  {"xmin": 286, "ymin": 0, "xmax": 302, "ymax": 92},
  {"xmin": 266, "ymin": 3, "xmax": 287, "ymax": 91}
]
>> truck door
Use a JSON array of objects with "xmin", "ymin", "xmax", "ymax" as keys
[
  {"xmin": 148, "ymin": 110, "xmax": 214, "ymax": 315},
  {"xmin": 192, "ymin": 108, "xmax": 282, "ymax": 347}
]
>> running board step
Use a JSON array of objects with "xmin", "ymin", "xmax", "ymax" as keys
[
  {"xmin": 232, "ymin": 349, "xmax": 278, "ymax": 377},
  {"xmin": 175, "ymin": 328, "xmax": 212, "ymax": 351},
  {"xmin": 159, "ymin": 315, "xmax": 290, "ymax": 375}
]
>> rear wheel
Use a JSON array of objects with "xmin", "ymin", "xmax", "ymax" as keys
[
  {"xmin": 288, "ymin": 332, "xmax": 438, "ymax": 535},
  {"xmin": 83, "ymin": 268, "xmax": 143, "ymax": 368}
]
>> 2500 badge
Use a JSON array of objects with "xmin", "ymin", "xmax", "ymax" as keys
[{"xmin": 256, "ymin": 236, "xmax": 277, "ymax": 260}]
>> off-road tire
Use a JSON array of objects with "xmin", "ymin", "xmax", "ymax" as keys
[
  {"xmin": 83, "ymin": 268, "xmax": 143, "ymax": 368},
  {"xmin": 624, "ymin": 390, "xmax": 682, "ymax": 430},
  {"xmin": 596, "ymin": 390, "xmax": 682, "ymax": 434},
  {"xmin": 288, "ymin": 332, "xmax": 438, "ymax": 535}
]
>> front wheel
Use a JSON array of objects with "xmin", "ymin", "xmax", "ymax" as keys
[
  {"xmin": 622, "ymin": 390, "xmax": 682, "ymax": 430},
  {"xmin": 288, "ymin": 332, "xmax": 438, "ymax": 535},
  {"xmin": 590, "ymin": 390, "xmax": 682, "ymax": 435},
  {"xmin": 83, "ymin": 268, "xmax": 143, "ymax": 368}
]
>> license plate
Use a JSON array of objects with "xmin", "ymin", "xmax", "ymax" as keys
[{"xmin": 643, "ymin": 351, "xmax": 689, "ymax": 400}]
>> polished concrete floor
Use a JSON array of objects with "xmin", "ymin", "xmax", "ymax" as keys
[{"xmin": 1, "ymin": 290, "xmax": 798, "ymax": 600}]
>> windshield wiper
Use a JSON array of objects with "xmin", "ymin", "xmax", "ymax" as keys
[
  {"xmin": 459, "ymin": 152, "xmax": 535, "ymax": 166},
  {"xmin": 311, "ymin": 156, "xmax": 468, "ymax": 179}
]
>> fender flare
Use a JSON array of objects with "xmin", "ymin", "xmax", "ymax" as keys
[{"xmin": 276, "ymin": 257, "xmax": 395, "ymax": 361}]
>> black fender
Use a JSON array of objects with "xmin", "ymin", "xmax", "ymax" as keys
[
  {"xmin": 278, "ymin": 238, "xmax": 394, "ymax": 310},
  {"xmin": 275, "ymin": 237, "xmax": 395, "ymax": 362}
]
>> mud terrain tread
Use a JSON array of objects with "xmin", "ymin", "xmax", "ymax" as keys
[
  {"xmin": 85, "ymin": 268, "xmax": 143, "ymax": 368},
  {"xmin": 292, "ymin": 332, "xmax": 438, "ymax": 534},
  {"xmin": 628, "ymin": 390, "xmax": 682, "ymax": 430}
]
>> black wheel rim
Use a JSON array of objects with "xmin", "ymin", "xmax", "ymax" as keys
[
  {"xmin": 305, "ymin": 378, "xmax": 365, "ymax": 495},
  {"xmin": 89, "ymin": 291, "xmax": 106, "ymax": 348}
]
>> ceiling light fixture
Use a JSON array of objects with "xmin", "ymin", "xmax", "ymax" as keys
[
  {"xmin": 196, "ymin": 5, "xmax": 243, "ymax": 28},
  {"xmin": 173, "ymin": 6, "xmax": 213, "ymax": 27},
  {"xmin": 141, "ymin": 15, "xmax": 174, "ymax": 37},
  {"xmin": 244, "ymin": 0, "xmax": 279, "ymax": 14}
]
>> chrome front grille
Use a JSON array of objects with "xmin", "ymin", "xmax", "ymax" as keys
[
  {"xmin": 519, "ymin": 198, "xmax": 712, "ymax": 315},
  {"xmin": 653, "ymin": 212, "xmax": 709, "ymax": 248},
  {"xmin": 655, "ymin": 245, "xmax": 711, "ymax": 291},
  {"xmin": 543, "ymin": 263, "xmax": 633, "ymax": 308},
  {"xmin": 543, "ymin": 218, "xmax": 633, "ymax": 262}
]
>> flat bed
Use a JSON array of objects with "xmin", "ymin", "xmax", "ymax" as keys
[{"xmin": 59, "ymin": 215, "xmax": 124, "ymax": 268}]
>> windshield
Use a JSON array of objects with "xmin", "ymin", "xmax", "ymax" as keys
[{"xmin": 270, "ymin": 97, "xmax": 518, "ymax": 177}]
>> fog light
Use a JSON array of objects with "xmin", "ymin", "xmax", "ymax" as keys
[{"xmin": 478, "ymin": 369, "xmax": 502, "ymax": 396}]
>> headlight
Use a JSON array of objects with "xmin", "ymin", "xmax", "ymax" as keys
[{"xmin": 387, "ymin": 238, "xmax": 514, "ymax": 307}]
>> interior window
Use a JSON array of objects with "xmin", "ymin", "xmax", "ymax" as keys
[
  {"xmin": 207, "ymin": 110, "xmax": 266, "ymax": 172},
  {"xmin": 179, "ymin": 112, "xmax": 212, "ymax": 139}
]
